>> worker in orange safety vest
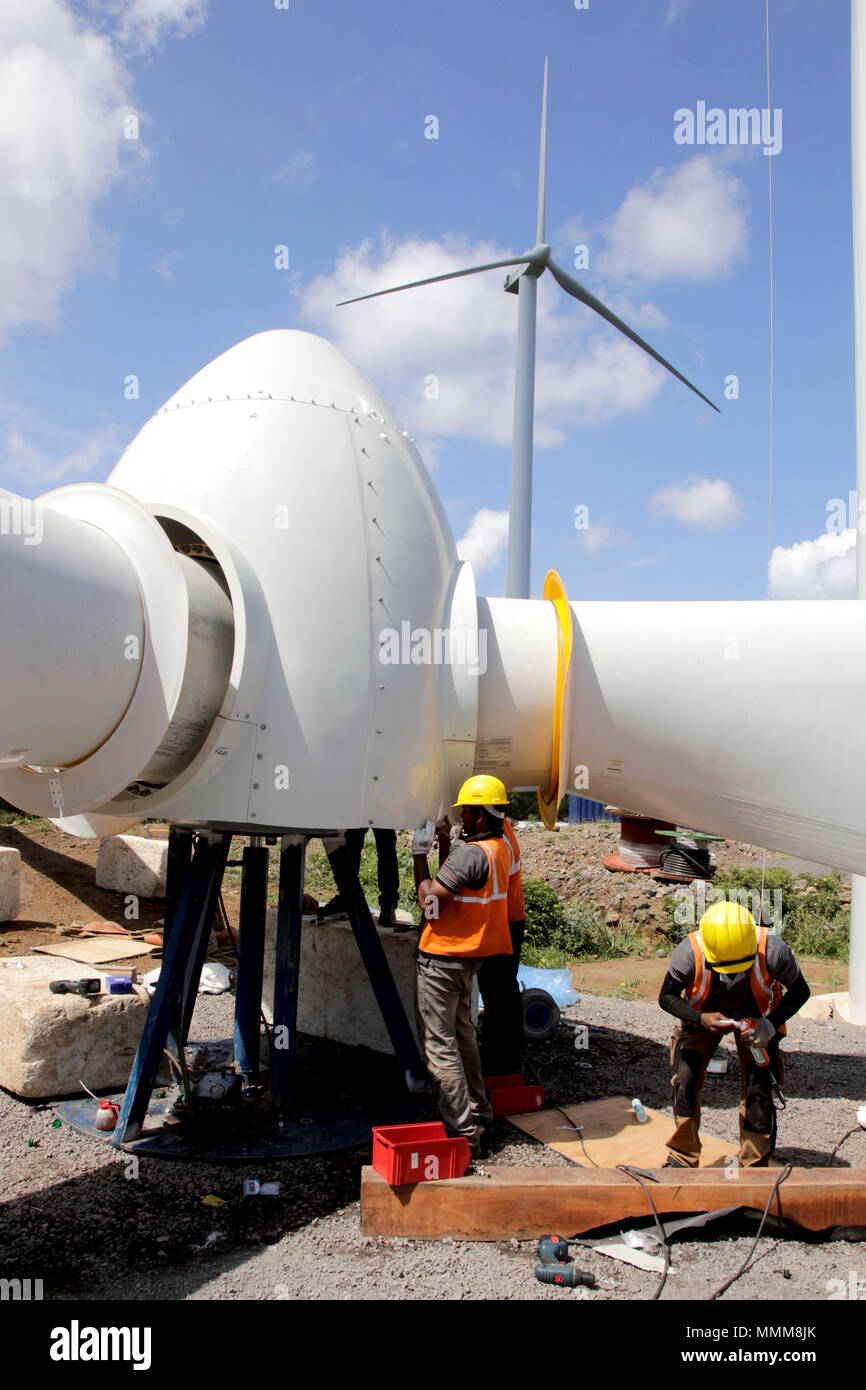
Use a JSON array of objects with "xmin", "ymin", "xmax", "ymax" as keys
[
  {"xmin": 659, "ymin": 900, "xmax": 810, "ymax": 1167},
  {"xmin": 412, "ymin": 775, "xmax": 513, "ymax": 1157}
]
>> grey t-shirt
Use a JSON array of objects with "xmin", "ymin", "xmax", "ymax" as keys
[{"xmin": 435, "ymin": 841, "xmax": 491, "ymax": 894}]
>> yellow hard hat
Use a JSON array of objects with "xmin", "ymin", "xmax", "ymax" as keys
[
  {"xmin": 698, "ymin": 900, "xmax": 758, "ymax": 973},
  {"xmin": 453, "ymin": 775, "xmax": 509, "ymax": 808}
]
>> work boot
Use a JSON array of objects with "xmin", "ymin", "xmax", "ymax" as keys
[
  {"xmin": 317, "ymin": 896, "xmax": 345, "ymax": 923},
  {"xmin": 477, "ymin": 1123, "xmax": 496, "ymax": 1159},
  {"xmin": 377, "ymin": 905, "xmax": 399, "ymax": 929}
]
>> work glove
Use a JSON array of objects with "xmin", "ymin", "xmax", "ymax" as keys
[
  {"xmin": 742, "ymin": 1017, "xmax": 775, "ymax": 1048},
  {"xmin": 412, "ymin": 820, "xmax": 436, "ymax": 856}
]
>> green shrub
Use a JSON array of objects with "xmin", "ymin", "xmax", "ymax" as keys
[
  {"xmin": 507, "ymin": 792, "xmax": 570, "ymax": 823},
  {"xmin": 523, "ymin": 877, "xmax": 568, "ymax": 946},
  {"xmin": 299, "ymin": 834, "xmax": 419, "ymax": 915},
  {"xmin": 523, "ymin": 879, "xmax": 641, "ymax": 964},
  {"xmin": 783, "ymin": 910, "xmax": 849, "ymax": 960},
  {"xmin": 660, "ymin": 867, "xmax": 849, "ymax": 961}
]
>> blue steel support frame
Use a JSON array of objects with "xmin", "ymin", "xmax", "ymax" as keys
[
  {"xmin": 325, "ymin": 838, "xmax": 425, "ymax": 1082},
  {"xmin": 233, "ymin": 840, "xmax": 269, "ymax": 1080},
  {"xmin": 269, "ymin": 835, "xmax": 306, "ymax": 1110},
  {"xmin": 113, "ymin": 830, "xmax": 231, "ymax": 1146}
]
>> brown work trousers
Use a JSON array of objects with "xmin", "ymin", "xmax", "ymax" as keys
[
  {"xmin": 415, "ymin": 954, "xmax": 494, "ymax": 1155},
  {"xmin": 667, "ymin": 1023, "xmax": 785, "ymax": 1168}
]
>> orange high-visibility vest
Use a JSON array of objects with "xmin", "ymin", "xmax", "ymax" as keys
[
  {"xmin": 503, "ymin": 818, "xmax": 525, "ymax": 922},
  {"xmin": 419, "ymin": 836, "xmax": 513, "ymax": 958},
  {"xmin": 684, "ymin": 928, "xmax": 785, "ymax": 1031}
]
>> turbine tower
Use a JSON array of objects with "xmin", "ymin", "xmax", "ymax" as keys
[{"xmin": 339, "ymin": 58, "xmax": 718, "ymax": 598}]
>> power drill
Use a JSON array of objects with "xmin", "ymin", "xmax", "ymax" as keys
[
  {"xmin": 534, "ymin": 1234, "xmax": 597, "ymax": 1290},
  {"xmin": 536, "ymin": 1235, "xmax": 571, "ymax": 1264},
  {"xmin": 535, "ymin": 1264, "xmax": 597, "ymax": 1289},
  {"xmin": 49, "ymin": 978, "xmax": 102, "ymax": 996}
]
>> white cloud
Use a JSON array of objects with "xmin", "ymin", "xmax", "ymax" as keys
[
  {"xmin": 664, "ymin": 0, "xmax": 693, "ymax": 26},
  {"xmin": 109, "ymin": 0, "xmax": 209, "ymax": 52},
  {"xmin": 272, "ymin": 152, "xmax": 319, "ymax": 187},
  {"xmin": 412, "ymin": 435, "xmax": 441, "ymax": 472},
  {"xmin": 294, "ymin": 234, "xmax": 675, "ymax": 451},
  {"xmin": 598, "ymin": 156, "xmax": 748, "ymax": 283},
  {"xmin": 0, "ymin": 3, "xmax": 132, "ymax": 339},
  {"xmin": 769, "ymin": 529, "xmax": 857, "ymax": 599},
  {"xmin": 3, "ymin": 422, "xmax": 121, "ymax": 486},
  {"xmin": 0, "ymin": 2, "xmax": 207, "ymax": 342},
  {"xmin": 577, "ymin": 523, "xmax": 628, "ymax": 555},
  {"xmin": 457, "ymin": 508, "xmax": 509, "ymax": 574},
  {"xmin": 151, "ymin": 249, "xmax": 182, "ymax": 281},
  {"xmin": 650, "ymin": 475, "xmax": 744, "ymax": 530}
]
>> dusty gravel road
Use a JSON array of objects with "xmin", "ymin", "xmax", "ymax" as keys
[{"xmin": 1, "ymin": 988, "xmax": 864, "ymax": 1305}]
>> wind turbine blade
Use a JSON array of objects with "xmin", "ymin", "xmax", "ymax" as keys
[
  {"xmin": 546, "ymin": 258, "xmax": 720, "ymax": 412},
  {"xmin": 336, "ymin": 255, "xmax": 536, "ymax": 306},
  {"xmin": 537, "ymin": 57, "xmax": 549, "ymax": 246}
]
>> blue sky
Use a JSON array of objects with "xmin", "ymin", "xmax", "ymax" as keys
[{"xmin": 0, "ymin": 0, "xmax": 858, "ymax": 601}]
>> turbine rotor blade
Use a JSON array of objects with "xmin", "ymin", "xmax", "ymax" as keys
[
  {"xmin": 537, "ymin": 57, "xmax": 549, "ymax": 246},
  {"xmin": 546, "ymin": 258, "xmax": 720, "ymax": 413},
  {"xmin": 337, "ymin": 254, "xmax": 541, "ymax": 306}
]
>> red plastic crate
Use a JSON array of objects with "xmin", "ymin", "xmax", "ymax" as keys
[
  {"xmin": 371, "ymin": 1122, "xmax": 471, "ymax": 1185},
  {"xmin": 484, "ymin": 1073, "xmax": 546, "ymax": 1117}
]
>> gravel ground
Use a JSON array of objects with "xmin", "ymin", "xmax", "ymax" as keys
[{"xmin": 1, "ymin": 990, "xmax": 865, "ymax": 1303}]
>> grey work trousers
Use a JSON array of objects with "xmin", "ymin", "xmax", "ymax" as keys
[{"xmin": 415, "ymin": 953, "xmax": 494, "ymax": 1154}]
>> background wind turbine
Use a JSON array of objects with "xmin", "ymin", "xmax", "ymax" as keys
[{"xmin": 338, "ymin": 57, "xmax": 719, "ymax": 599}]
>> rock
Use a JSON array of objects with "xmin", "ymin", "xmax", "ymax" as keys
[
  {"xmin": 96, "ymin": 835, "xmax": 168, "ymax": 899},
  {"xmin": 261, "ymin": 913, "xmax": 431, "ymax": 1051},
  {"xmin": 0, "ymin": 846, "xmax": 21, "ymax": 922},
  {"xmin": 0, "ymin": 955, "xmax": 167, "ymax": 1098}
]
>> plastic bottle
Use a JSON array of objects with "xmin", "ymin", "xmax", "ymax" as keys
[{"xmin": 631, "ymin": 1098, "xmax": 648, "ymax": 1124}]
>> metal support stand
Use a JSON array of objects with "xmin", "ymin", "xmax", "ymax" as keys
[
  {"xmin": 82, "ymin": 825, "xmax": 431, "ymax": 1157},
  {"xmin": 271, "ymin": 835, "xmax": 306, "ymax": 1111},
  {"xmin": 326, "ymin": 837, "xmax": 425, "ymax": 1085},
  {"xmin": 113, "ymin": 831, "xmax": 231, "ymax": 1144},
  {"xmin": 233, "ymin": 839, "xmax": 269, "ymax": 1080},
  {"xmin": 164, "ymin": 827, "xmax": 193, "ymax": 937}
]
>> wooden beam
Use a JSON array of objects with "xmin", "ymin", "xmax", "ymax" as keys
[{"xmin": 361, "ymin": 1165, "xmax": 866, "ymax": 1240}]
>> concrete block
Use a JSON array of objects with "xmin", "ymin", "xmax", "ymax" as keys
[
  {"xmin": 96, "ymin": 834, "xmax": 167, "ymax": 900},
  {"xmin": 262, "ymin": 911, "xmax": 427, "ymax": 1053},
  {"xmin": 0, "ymin": 955, "xmax": 165, "ymax": 1099},
  {"xmin": 799, "ymin": 994, "xmax": 835, "ymax": 1020},
  {"xmin": 803, "ymin": 991, "xmax": 866, "ymax": 1024},
  {"xmin": 0, "ymin": 846, "xmax": 21, "ymax": 922}
]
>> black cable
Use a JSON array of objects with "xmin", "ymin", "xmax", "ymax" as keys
[
  {"xmin": 551, "ymin": 1105, "xmax": 599, "ymax": 1167},
  {"xmin": 617, "ymin": 1164, "xmax": 671, "ymax": 1300},
  {"xmin": 658, "ymin": 843, "xmax": 713, "ymax": 879},
  {"xmin": 826, "ymin": 1126, "xmax": 860, "ymax": 1167},
  {"xmin": 707, "ymin": 1164, "xmax": 792, "ymax": 1300}
]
